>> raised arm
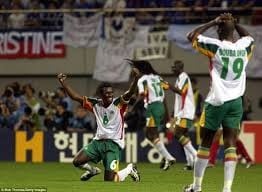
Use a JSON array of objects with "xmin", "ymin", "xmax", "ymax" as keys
[
  {"xmin": 235, "ymin": 23, "xmax": 250, "ymax": 37},
  {"xmin": 187, "ymin": 19, "xmax": 217, "ymax": 42},
  {"xmin": 186, "ymin": 13, "xmax": 234, "ymax": 42},
  {"xmin": 122, "ymin": 68, "xmax": 140, "ymax": 101},
  {"xmin": 57, "ymin": 73, "xmax": 83, "ymax": 104}
]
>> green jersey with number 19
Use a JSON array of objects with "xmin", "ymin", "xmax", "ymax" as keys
[{"xmin": 193, "ymin": 34, "xmax": 254, "ymax": 106}]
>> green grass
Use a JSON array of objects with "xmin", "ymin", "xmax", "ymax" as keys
[{"xmin": 0, "ymin": 162, "xmax": 261, "ymax": 192}]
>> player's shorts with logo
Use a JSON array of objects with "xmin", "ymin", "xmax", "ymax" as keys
[
  {"xmin": 83, "ymin": 139, "xmax": 121, "ymax": 172},
  {"xmin": 146, "ymin": 101, "xmax": 165, "ymax": 130},
  {"xmin": 200, "ymin": 97, "xmax": 243, "ymax": 131}
]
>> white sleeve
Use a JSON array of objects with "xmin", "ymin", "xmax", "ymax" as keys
[
  {"xmin": 196, "ymin": 35, "xmax": 221, "ymax": 45},
  {"xmin": 137, "ymin": 78, "xmax": 145, "ymax": 94},
  {"xmin": 236, "ymin": 36, "xmax": 254, "ymax": 48},
  {"xmin": 192, "ymin": 35, "xmax": 221, "ymax": 57}
]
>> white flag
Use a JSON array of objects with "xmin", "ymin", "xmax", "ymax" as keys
[
  {"xmin": 63, "ymin": 14, "xmax": 102, "ymax": 48},
  {"xmin": 93, "ymin": 16, "xmax": 149, "ymax": 82}
]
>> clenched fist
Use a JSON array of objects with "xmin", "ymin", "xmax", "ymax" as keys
[{"xmin": 57, "ymin": 73, "xmax": 67, "ymax": 83}]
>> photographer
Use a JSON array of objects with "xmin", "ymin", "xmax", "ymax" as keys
[
  {"xmin": 14, "ymin": 106, "xmax": 40, "ymax": 131},
  {"xmin": 39, "ymin": 87, "xmax": 73, "ymax": 112},
  {"xmin": 0, "ymin": 102, "xmax": 11, "ymax": 129},
  {"xmin": 1, "ymin": 86, "xmax": 20, "ymax": 114},
  {"xmin": 52, "ymin": 101, "xmax": 73, "ymax": 131}
]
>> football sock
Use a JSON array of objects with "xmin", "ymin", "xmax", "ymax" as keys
[
  {"xmin": 183, "ymin": 141, "xmax": 197, "ymax": 159},
  {"xmin": 154, "ymin": 138, "xmax": 175, "ymax": 161},
  {"xmin": 79, "ymin": 163, "xmax": 93, "ymax": 171},
  {"xmin": 223, "ymin": 147, "xmax": 237, "ymax": 192},
  {"xmin": 193, "ymin": 146, "xmax": 210, "ymax": 191},
  {"xmin": 116, "ymin": 164, "xmax": 132, "ymax": 181},
  {"xmin": 184, "ymin": 148, "xmax": 194, "ymax": 167}
]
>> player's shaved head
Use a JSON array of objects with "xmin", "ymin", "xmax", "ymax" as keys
[
  {"xmin": 173, "ymin": 60, "xmax": 184, "ymax": 70},
  {"xmin": 172, "ymin": 60, "xmax": 184, "ymax": 76}
]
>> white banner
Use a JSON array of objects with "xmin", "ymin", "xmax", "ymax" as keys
[
  {"xmin": 167, "ymin": 25, "xmax": 262, "ymax": 78},
  {"xmin": 63, "ymin": 14, "xmax": 101, "ymax": 48},
  {"xmin": 93, "ymin": 16, "xmax": 149, "ymax": 83},
  {"xmin": 135, "ymin": 30, "xmax": 169, "ymax": 60}
]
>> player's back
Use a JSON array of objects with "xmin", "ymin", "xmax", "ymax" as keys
[
  {"xmin": 194, "ymin": 35, "xmax": 254, "ymax": 105},
  {"xmin": 137, "ymin": 74, "xmax": 165, "ymax": 104},
  {"xmin": 213, "ymin": 37, "xmax": 253, "ymax": 81}
]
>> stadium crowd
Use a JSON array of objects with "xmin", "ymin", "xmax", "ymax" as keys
[
  {"xmin": 0, "ymin": 0, "xmax": 261, "ymax": 29},
  {"xmin": 0, "ymin": 81, "xmax": 96, "ymax": 132}
]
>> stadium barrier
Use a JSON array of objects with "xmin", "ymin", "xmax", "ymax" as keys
[
  {"xmin": 0, "ymin": 121, "xmax": 261, "ymax": 163},
  {"xmin": 0, "ymin": 129, "xmax": 187, "ymax": 163}
]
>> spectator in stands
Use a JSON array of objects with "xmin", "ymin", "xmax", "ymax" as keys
[
  {"xmin": 0, "ymin": 102, "xmax": 11, "ymax": 129},
  {"xmin": 56, "ymin": 87, "xmax": 73, "ymax": 112},
  {"xmin": 61, "ymin": 0, "xmax": 74, "ymax": 9},
  {"xmin": 39, "ymin": 106, "xmax": 56, "ymax": 131},
  {"xmin": 22, "ymin": 84, "xmax": 41, "ymax": 115},
  {"xmin": 21, "ymin": 0, "xmax": 31, "ymax": 9},
  {"xmin": 68, "ymin": 105, "xmax": 95, "ymax": 132},
  {"xmin": 74, "ymin": 0, "xmax": 97, "ymax": 17},
  {"xmin": 191, "ymin": 0, "xmax": 206, "ymax": 23},
  {"xmin": 14, "ymin": 106, "xmax": 38, "ymax": 131},
  {"xmin": 1, "ymin": 83, "xmax": 24, "ymax": 128},
  {"xmin": 26, "ymin": 0, "xmax": 44, "ymax": 28},
  {"xmin": 167, "ymin": 0, "xmax": 188, "ymax": 24},
  {"xmin": 229, "ymin": 0, "xmax": 255, "ymax": 24},
  {"xmin": 7, "ymin": 3, "xmax": 26, "ymax": 29},
  {"xmin": 39, "ymin": 87, "xmax": 73, "ymax": 113},
  {"xmin": 53, "ymin": 101, "xmax": 73, "ymax": 131},
  {"xmin": 1, "ymin": 86, "xmax": 20, "ymax": 114},
  {"xmin": 42, "ymin": 1, "xmax": 63, "ymax": 29},
  {"xmin": 207, "ymin": 0, "xmax": 224, "ymax": 20},
  {"xmin": 22, "ymin": 83, "xmax": 42, "ymax": 130},
  {"xmin": 0, "ymin": 3, "xmax": 8, "ymax": 29}
]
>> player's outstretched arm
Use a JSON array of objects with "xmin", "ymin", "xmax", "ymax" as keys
[
  {"xmin": 57, "ymin": 73, "xmax": 83, "ymax": 104},
  {"xmin": 168, "ymin": 84, "xmax": 182, "ymax": 95},
  {"xmin": 122, "ymin": 68, "xmax": 140, "ymax": 102}
]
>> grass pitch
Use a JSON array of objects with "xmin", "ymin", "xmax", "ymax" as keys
[{"xmin": 0, "ymin": 162, "xmax": 261, "ymax": 192}]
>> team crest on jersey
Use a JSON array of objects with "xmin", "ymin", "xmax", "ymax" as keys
[
  {"xmin": 103, "ymin": 112, "xmax": 109, "ymax": 125},
  {"xmin": 102, "ymin": 110, "xmax": 115, "ymax": 125}
]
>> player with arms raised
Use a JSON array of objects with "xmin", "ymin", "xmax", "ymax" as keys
[
  {"xmin": 57, "ymin": 68, "xmax": 140, "ymax": 182},
  {"xmin": 184, "ymin": 13, "xmax": 254, "ymax": 192}
]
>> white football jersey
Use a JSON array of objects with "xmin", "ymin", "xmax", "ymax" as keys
[
  {"xmin": 174, "ymin": 72, "xmax": 195, "ymax": 120},
  {"xmin": 82, "ymin": 96, "xmax": 128, "ymax": 149},
  {"xmin": 137, "ymin": 74, "xmax": 168, "ymax": 105},
  {"xmin": 193, "ymin": 35, "xmax": 254, "ymax": 106}
]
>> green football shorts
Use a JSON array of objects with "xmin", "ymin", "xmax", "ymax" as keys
[
  {"xmin": 176, "ymin": 118, "xmax": 193, "ymax": 129},
  {"xmin": 200, "ymin": 97, "xmax": 243, "ymax": 131},
  {"xmin": 83, "ymin": 139, "xmax": 121, "ymax": 172},
  {"xmin": 146, "ymin": 101, "xmax": 165, "ymax": 130}
]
